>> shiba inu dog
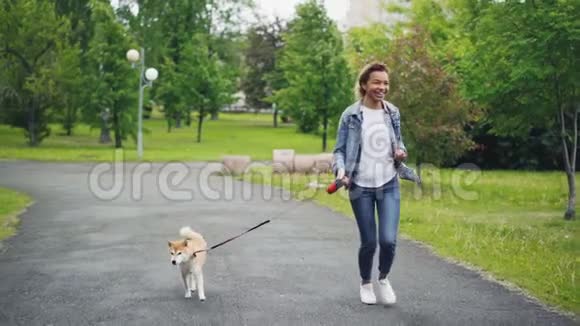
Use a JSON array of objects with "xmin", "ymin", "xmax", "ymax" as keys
[{"xmin": 168, "ymin": 227, "xmax": 208, "ymax": 301}]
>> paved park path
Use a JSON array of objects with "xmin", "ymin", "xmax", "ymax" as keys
[{"xmin": 0, "ymin": 161, "xmax": 576, "ymax": 326}]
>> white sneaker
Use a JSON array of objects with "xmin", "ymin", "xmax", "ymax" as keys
[
  {"xmin": 377, "ymin": 278, "xmax": 396, "ymax": 305},
  {"xmin": 360, "ymin": 283, "xmax": 377, "ymax": 305}
]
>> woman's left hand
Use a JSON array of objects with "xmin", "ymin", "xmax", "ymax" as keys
[{"xmin": 394, "ymin": 149, "xmax": 407, "ymax": 161}]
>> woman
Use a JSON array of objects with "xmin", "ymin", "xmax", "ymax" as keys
[{"xmin": 332, "ymin": 62, "xmax": 407, "ymax": 305}]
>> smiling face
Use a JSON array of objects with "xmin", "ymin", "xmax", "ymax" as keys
[
  {"xmin": 362, "ymin": 71, "xmax": 389, "ymax": 103},
  {"xmin": 168, "ymin": 240, "xmax": 188, "ymax": 265}
]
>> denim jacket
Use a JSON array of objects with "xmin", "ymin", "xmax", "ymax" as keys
[{"xmin": 332, "ymin": 100, "xmax": 407, "ymax": 178}]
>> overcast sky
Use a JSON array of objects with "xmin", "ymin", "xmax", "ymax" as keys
[
  {"xmin": 110, "ymin": 0, "xmax": 351, "ymax": 25},
  {"xmin": 253, "ymin": 0, "xmax": 349, "ymax": 22}
]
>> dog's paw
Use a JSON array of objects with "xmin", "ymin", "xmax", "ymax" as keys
[
  {"xmin": 184, "ymin": 292, "xmax": 192, "ymax": 299},
  {"xmin": 189, "ymin": 288, "xmax": 196, "ymax": 293},
  {"xmin": 199, "ymin": 295, "xmax": 206, "ymax": 302}
]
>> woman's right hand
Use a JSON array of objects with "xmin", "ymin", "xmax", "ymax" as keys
[{"xmin": 337, "ymin": 168, "xmax": 350, "ymax": 187}]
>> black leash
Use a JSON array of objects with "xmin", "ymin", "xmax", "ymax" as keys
[
  {"xmin": 192, "ymin": 219, "xmax": 271, "ymax": 256},
  {"xmin": 192, "ymin": 184, "xmax": 323, "ymax": 256}
]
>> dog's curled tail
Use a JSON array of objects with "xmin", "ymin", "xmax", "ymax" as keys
[{"xmin": 179, "ymin": 226, "xmax": 200, "ymax": 240}]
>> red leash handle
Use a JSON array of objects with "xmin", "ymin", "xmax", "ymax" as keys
[{"xmin": 326, "ymin": 179, "xmax": 345, "ymax": 194}]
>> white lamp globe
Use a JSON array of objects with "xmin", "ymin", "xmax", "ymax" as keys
[
  {"xmin": 126, "ymin": 49, "xmax": 140, "ymax": 63},
  {"xmin": 145, "ymin": 68, "xmax": 158, "ymax": 81}
]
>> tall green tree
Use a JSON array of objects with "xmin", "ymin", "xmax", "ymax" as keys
[
  {"xmin": 0, "ymin": 0, "xmax": 72, "ymax": 146},
  {"xmin": 122, "ymin": 0, "xmax": 247, "ymax": 135},
  {"xmin": 179, "ymin": 34, "xmax": 233, "ymax": 143},
  {"xmin": 187, "ymin": 0, "xmax": 248, "ymax": 126},
  {"xmin": 85, "ymin": 0, "xmax": 137, "ymax": 148},
  {"xmin": 273, "ymin": 0, "xmax": 353, "ymax": 151},
  {"xmin": 344, "ymin": 23, "xmax": 392, "ymax": 71},
  {"xmin": 153, "ymin": 0, "xmax": 207, "ymax": 129},
  {"xmin": 386, "ymin": 25, "xmax": 476, "ymax": 178},
  {"xmin": 241, "ymin": 18, "xmax": 285, "ymax": 112},
  {"xmin": 388, "ymin": 0, "xmax": 565, "ymax": 172},
  {"xmin": 51, "ymin": 44, "xmax": 82, "ymax": 137},
  {"xmin": 455, "ymin": 0, "xmax": 579, "ymax": 220},
  {"xmin": 54, "ymin": 0, "xmax": 99, "ymax": 136}
]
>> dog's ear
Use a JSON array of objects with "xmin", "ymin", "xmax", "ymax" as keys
[
  {"xmin": 167, "ymin": 241, "xmax": 172, "ymax": 248},
  {"xmin": 182, "ymin": 239, "xmax": 188, "ymax": 247}
]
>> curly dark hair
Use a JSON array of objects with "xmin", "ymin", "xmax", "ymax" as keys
[{"xmin": 355, "ymin": 62, "xmax": 390, "ymax": 99}]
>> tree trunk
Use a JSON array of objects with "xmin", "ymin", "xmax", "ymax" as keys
[
  {"xmin": 65, "ymin": 111, "xmax": 73, "ymax": 136},
  {"xmin": 186, "ymin": 110, "xmax": 192, "ymax": 127},
  {"xmin": 166, "ymin": 118, "xmax": 172, "ymax": 133},
  {"xmin": 565, "ymin": 171, "xmax": 576, "ymax": 220},
  {"xmin": 321, "ymin": 55, "xmax": 329, "ymax": 152},
  {"xmin": 113, "ymin": 111, "xmax": 122, "ymax": 148},
  {"xmin": 322, "ymin": 111, "xmax": 328, "ymax": 152},
  {"xmin": 27, "ymin": 99, "xmax": 38, "ymax": 147},
  {"xmin": 558, "ymin": 103, "xmax": 576, "ymax": 220},
  {"xmin": 64, "ymin": 105, "xmax": 76, "ymax": 136},
  {"xmin": 273, "ymin": 105, "xmax": 278, "ymax": 128},
  {"xmin": 175, "ymin": 112, "xmax": 182, "ymax": 128},
  {"xmin": 197, "ymin": 109, "xmax": 204, "ymax": 143}
]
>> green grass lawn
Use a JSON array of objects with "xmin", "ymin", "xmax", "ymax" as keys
[
  {"xmin": 0, "ymin": 187, "xmax": 32, "ymax": 241},
  {"xmin": 243, "ymin": 168, "xmax": 579, "ymax": 315},
  {"xmin": 0, "ymin": 113, "xmax": 334, "ymax": 162}
]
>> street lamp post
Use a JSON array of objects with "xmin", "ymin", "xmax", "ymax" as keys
[{"xmin": 126, "ymin": 48, "xmax": 158, "ymax": 160}]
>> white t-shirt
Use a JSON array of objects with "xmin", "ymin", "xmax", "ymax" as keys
[{"xmin": 353, "ymin": 106, "xmax": 397, "ymax": 188}]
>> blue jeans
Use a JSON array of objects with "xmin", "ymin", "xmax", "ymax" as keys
[{"xmin": 348, "ymin": 177, "xmax": 401, "ymax": 282}]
